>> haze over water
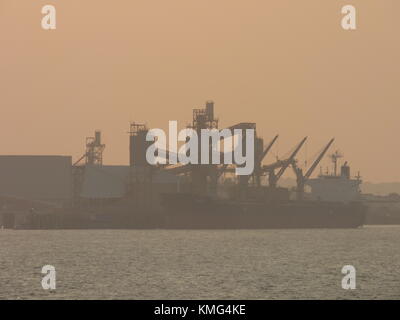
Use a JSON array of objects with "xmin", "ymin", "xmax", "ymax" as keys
[{"xmin": 0, "ymin": 226, "xmax": 399, "ymax": 299}]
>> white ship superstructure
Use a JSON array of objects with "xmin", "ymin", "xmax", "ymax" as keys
[{"xmin": 306, "ymin": 151, "xmax": 362, "ymax": 203}]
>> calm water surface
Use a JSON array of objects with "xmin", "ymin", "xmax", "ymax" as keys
[{"xmin": 0, "ymin": 226, "xmax": 399, "ymax": 299}]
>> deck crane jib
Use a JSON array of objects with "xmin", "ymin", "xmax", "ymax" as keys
[
  {"xmin": 292, "ymin": 138, "xmax": 335, "ymax": 200},
  {"xmin": 267, "ymin": 137, "xmax": 308, "ymax": 188}
]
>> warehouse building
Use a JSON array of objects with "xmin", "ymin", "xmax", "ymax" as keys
[{"xmin": 0, "ymin": 155, "xmax": 72, "ymax": 205}]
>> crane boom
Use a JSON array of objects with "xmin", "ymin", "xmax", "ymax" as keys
[
  {"xmin": 258, "ymin": 135, "xmax": 279, "ymax": 163},
  {"xmin": 304, "ymin": 138, "xmax": 334, "ymax": 179},
  {"xmin": 275, "ymin": 137, "xmax": 307, "ymax": 180}
]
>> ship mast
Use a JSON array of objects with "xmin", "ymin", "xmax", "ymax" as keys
[{"xmin": 329, "ymin": 150, "xmax": 343, "ymax": 176}]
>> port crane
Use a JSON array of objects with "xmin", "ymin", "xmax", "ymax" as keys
[
  {"xmin": 159, "ymin": 103, "xmax": 259, "ymax": 195},
  {"xmin": 291, "ymin": 138, "xmax": 335, "ymax": 200},
  {"xmin": 218, "ymin": 136, "xmax": 306, "ymax": 189},
  {"xmin": 265, "ymin": 137, "xmax": 308, "ymax": 188},
  {"xmin": 258, "ymin": 135, "xmax": 279, "ymax": 165},
  {"xmin": 157, "ymin": 103, "xmax": 306, "ymax": 195},
  {"xmin": 218, "ymin": 134, "xmax": 279, "ymax": 185},
  {"xmin": 253, "ymin": 134, "xmax": 279, "ymax": 187}
]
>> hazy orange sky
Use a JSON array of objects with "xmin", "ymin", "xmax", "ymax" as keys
[{"xmin": 0, "ymin": 1, "xmax": 399, "ymax": 182}]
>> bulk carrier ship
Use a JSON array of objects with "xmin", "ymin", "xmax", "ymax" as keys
[
  {"xmin": 161, "ymin": 102, "xmax": 366, "ymax": 229},
  {"xmin": 150, "ymin": 101, "xmax": 366, "ymax": 229},
  {"xmin": 160, "ymin": 161, "xmax": 366, "ymax": 229}
]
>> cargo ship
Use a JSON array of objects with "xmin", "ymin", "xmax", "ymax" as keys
[
  {"xmin": 0, "ymin": 158, "xmax": 367, "ymax": 230},
  {"xmin": 158, "ymin": 103, "xmax": 366, "ymax": 229},
  {"xmin": 160, "ymin": 160, "xmax": 366, "ymax": 229}
]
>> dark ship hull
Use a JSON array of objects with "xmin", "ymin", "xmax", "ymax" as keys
[
  {"xmin": 160, "ymin": 193, "xmax": 367, "ymax": 229},
  {"xmin": 2, "ymin": 194, "xmax": 366, "ymax": 230}
]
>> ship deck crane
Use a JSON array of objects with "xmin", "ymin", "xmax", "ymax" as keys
[
  {"xmin": 253, "ymin": 135, "xmax": 279, "ymax": 187},
  {"xmin": 266, "ymin": 137, "xmax": 307, "ymax": 188},
  {"xmin": 221, "ymin": 134, "xmax": 279, "ymax": 187},
  {"xmin": 292, "ymin": 138, "xmax": 335, "ymax": 200}
]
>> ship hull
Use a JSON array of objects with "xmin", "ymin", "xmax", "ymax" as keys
[
  {"xmin": 3, "ymin": 194, "xmax": 366, "ymax": 230},
  {"xmin": 161, "ymin": 194, "xmax": 367, "ymax": 229}
]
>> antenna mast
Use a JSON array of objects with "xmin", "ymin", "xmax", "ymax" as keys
[{"xmin": 329, "ymin": 150, "xmax": 343, "ymax": 176}]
